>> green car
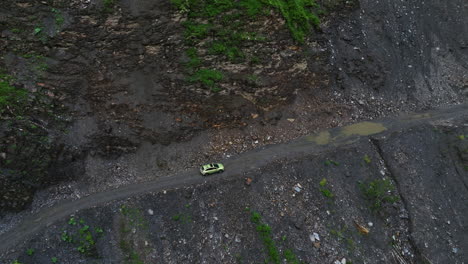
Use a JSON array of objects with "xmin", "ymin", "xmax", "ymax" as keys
[{"xmin": 200, "ymin": 163, "xmax": 224, "ymax": 176}]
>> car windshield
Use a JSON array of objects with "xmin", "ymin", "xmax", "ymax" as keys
[{"xmin": 213, "ymin": 164, "xmax": 219, "ymax": 168}]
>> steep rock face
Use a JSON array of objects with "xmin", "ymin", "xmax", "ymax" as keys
[
  {"xmin": 328, "ymin": 0, "xmax": 468, "ymax": 108},
  {"xmin": 377, "ymin": 125, "xmax": 468, "ymax": 263}
]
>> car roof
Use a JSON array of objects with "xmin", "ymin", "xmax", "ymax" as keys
[{"xmin": 202, "ymin": 163, "xmax": 220, "ymax": 169}]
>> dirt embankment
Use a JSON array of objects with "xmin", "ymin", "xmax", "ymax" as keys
[
  {"xmin": 1, "ymin": 112, "xmax": 466, "ymax": 264},
  {"xmin": 0, "ymin": 0, "xmax": 466, "ymax": 238}
]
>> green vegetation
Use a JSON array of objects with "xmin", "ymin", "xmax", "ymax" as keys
[
  {"xmin": 189, "ymin": 69, "xmax": 223, "ymax": 92},
  {"xmin": 172, "ymin": 0, "xmax": 319, "ymax": 42},
  {"xmin": 33, "ymin": 27, "xmax": 42, "ymax": 35},
  {"xmin": 253, "ymin": 221, "xmax": 280, "ymax": 263},
  {"xmin": 172, "ymin": 213, "xmax": 193, "ymax": 224},
  {"xmin": 68, "ymin": 217, "xmax": 77, "ymax": 225},
  {"xmin": 324, "ymin": 159, "xmax": 340, "ymax": 166},
  {"xmin": 119, "ymin": 239, "xmax": 144, "ymax": 264},
  {"xmin": 284, "ymin": 249, "xmax": 302, "ymax": 264},
  {"xmin": 11, "ymin": 261, "xmax": 22, "ymax": 264},
  {"xmin": 171, "ymin": 0, "xmax": 322, "ymax": 92},
  {"xmin": 20, "ymin": 53, "xmax": 49, "ymax": 74},
  {"xmin": 118, "ymin": 205, "xmax": 148, "ymax": 264},
  {"xmin": 103, "ymin": 0, "xmax": 116, "ymax": 11},
  {"xmin": 249, "ymin": 210, "xmax": 303, "ymax": 264},
  {"xmin": 185, "ymin": 48, "xmax": 202, "ymax": 69},
  {"xmin": 183, "ymin": 22, "xmax": 212, "ymax": 41},
  {"xmin": 359, "ymin": 178, "xmax": 400, "ymax": 212},
  {"xmin": 261, "ymin": 0, "xmax": 320, "ymax": 42},
  {"xmin": 51, "ymin": 257, "xmax": 58, "ymax": 263},
  {"xmin": 120, "ymin": 205, "xmax": 149, "ymax": 229},
  {"xmin": 51, "ymin": 8, "xmax": 64, "ymax": 27},
  {"xmin": 330, "ymin": 225, "xmax": 356, "ymax": 251},
  {"xmin": 458, "ymin": 135, "xmax": 465, "ymax": 140},
  {"xmin": 26, "ymin": 248, "xmax": 35, "ymax": 256},
  {"xmin": 0, "ymin": 73, "xmax": 27, "ymax": 115},
  {"xmin": 363, "ymin": 155, "xmax": 371, "ymax": 164},
  {"xmin": 319, "ymin": 178, "xmax": 334, "ymax": 198},
  {"xmin": 60, "ymin": 217, "xmax": 104, "ymax": 256}
]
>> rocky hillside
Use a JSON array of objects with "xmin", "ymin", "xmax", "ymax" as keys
[
  {"xmin": 0, "ymin": 0, "xmax": 467, "ymax": 263},
  {"xmin": 1, "ymin": 108, "xmax": 467, "ymax": 263}
]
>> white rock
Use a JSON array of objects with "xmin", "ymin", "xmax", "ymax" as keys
[
  {"xmin": 309, "ymin": 234, "xmax": 315, "ymax": 242},
  {"xmin": 148, "ymin": 209, "xmax": 154, "ymax": 215},
  {"xmin": 313, "ymin": 232, "xmax": 320, "ymax": 241},
  {"xmin": 368, "ymin": 222, "xmax": 373, "ymax": 227},
  {"xmin": 341, "ymin": 258, "xmax": 346, "ymax": 264}
]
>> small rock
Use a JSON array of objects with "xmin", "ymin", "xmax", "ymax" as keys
[
  {"xmin": 287, "ymin": 118, "xmax": 295, "ymax": 122},
  {"xmin": 251, "ymin": 113, "xmax": 259, "ymax": 119},
  {"xmin": 293, "ymin": 215, "xmax": 305, "ymax": 230},
  {"xmin": 148, "ymin": 209, "xmax": 154, "ymax": 215},
  {"xmin": 354, "ymin": 221, "xmax": 369, "ymax": 235},
  {"xmin": 235, "ymin": 236, "xmax": 241, "ymax": 243},
  {"xmin": 309, "ymin": 234, "xmax": 315, "ymax": 242},
  {"xmin": 368, "ymin": 222, "xmax": 373, "ymax": 227},
  {"xmin": 313, "ymin": 232, "xmax": 320, "ymax": 241},
  {"xmin": 0, "ymin": 153, "xmax": 6, "ymax": 159},
  {"xmin": 452, "ymin": 248, "xmax": 459, "ymax": 254},
  {"xmin": 293, "ymin": 183, "xmax": 302, "ymax": 193},
  {"xmin": 310, "ymin": 232, "xmax": 320, "ymax": 242},
  {"xmin": 341, "ymin": 258, "xmax": 346, "ymax": 264},
  {"xmin": 245, "ymin": 178, "xmax": 253, "ymax": 186}
]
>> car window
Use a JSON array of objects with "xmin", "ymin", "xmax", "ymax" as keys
[{"xmin": 213, "ymin": 164, "xmax": 219, "ymax": 168}]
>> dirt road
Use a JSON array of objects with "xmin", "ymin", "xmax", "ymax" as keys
[{"xmin": 1, "ymin": 104, "xmax": 467, "ymax": 254}]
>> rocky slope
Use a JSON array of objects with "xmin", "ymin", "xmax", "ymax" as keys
[
  {"xmin": 1, "ymin": 107, "xmax": 467, "ymax": 263},
  {"xmin": 0, "ymin": 0, "xmax": 467, "ymax": 262}
]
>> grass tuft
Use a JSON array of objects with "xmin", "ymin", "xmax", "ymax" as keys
[
  {"xmin": 0, "ymin": 73, "xmax": 28, "ymax": 115},
  {"xmin": 360, "ymin": 178, "xmax": 400, "ymax": 212},
  {"xmin": 189, "ymin": 69, "xmax": 223, "ymax": 92}
]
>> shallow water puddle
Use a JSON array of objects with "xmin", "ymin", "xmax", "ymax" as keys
[{"xmin": 340, "ymin": 122, "xmax": 387, "ymax": 137}]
